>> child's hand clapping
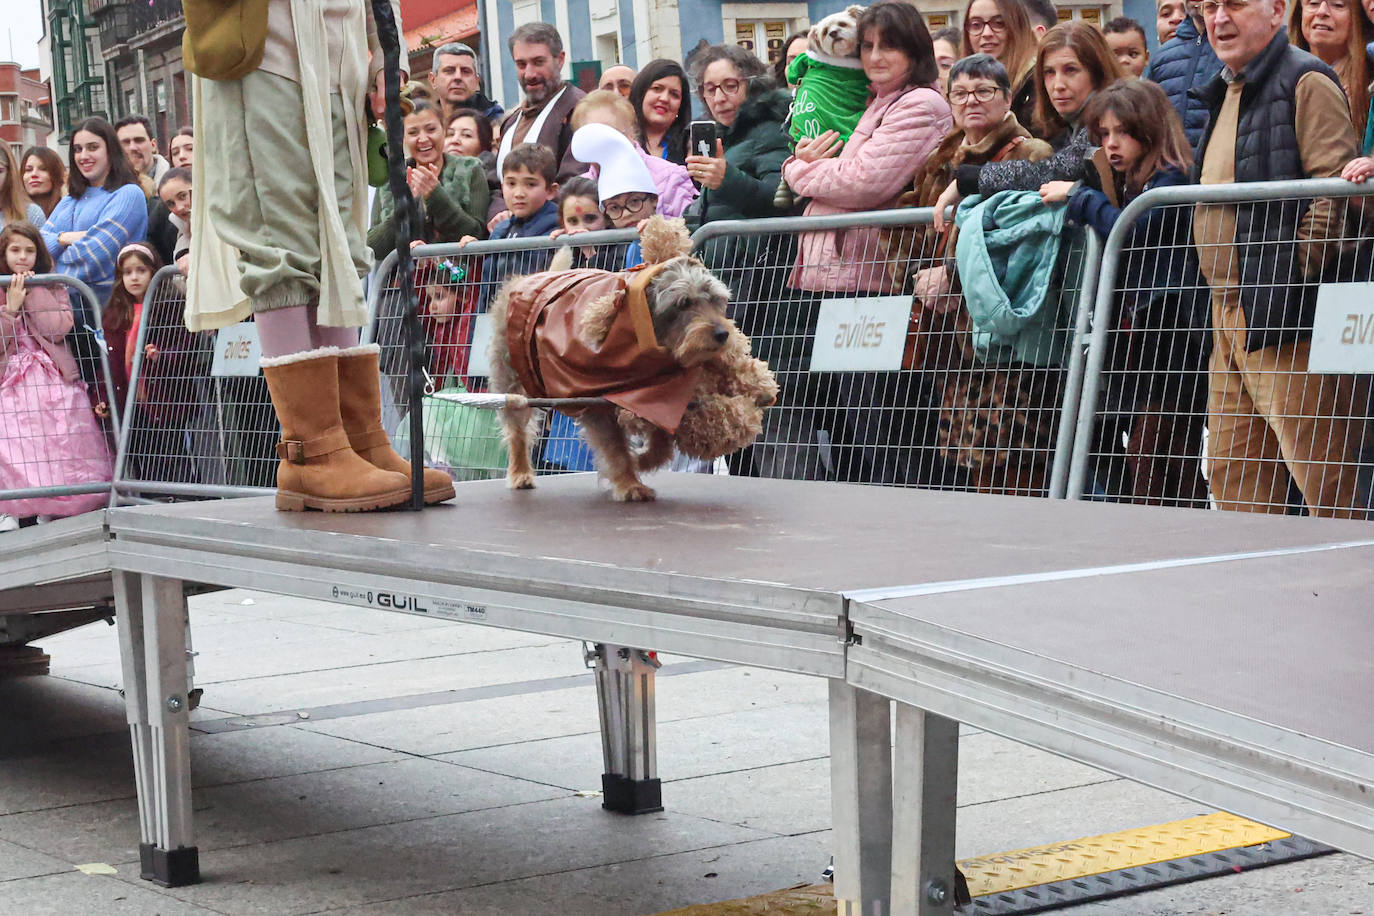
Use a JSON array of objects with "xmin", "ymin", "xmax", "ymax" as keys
[
  {"xmin": 144, "ymin": 343, "xmax": 160, "ymax": 363},
  {"xmin": 5, "ymin": 271, "xmax": 28, "ymax": 315}
]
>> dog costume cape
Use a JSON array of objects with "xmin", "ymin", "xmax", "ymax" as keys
[
  {"xmin": 787, "ymin": 51, "xmax": 870, "ymax": 144},
  {"xmin": 505, "ymin": 264, "xmax": 702, "ymax": 434}
]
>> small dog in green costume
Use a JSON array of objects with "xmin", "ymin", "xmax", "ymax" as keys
[{"xmin": 776, "ymin": 5, "xmax": 870, "ymax": 208}]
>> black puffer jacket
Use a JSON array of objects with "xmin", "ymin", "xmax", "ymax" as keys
[{"xmin": 1145, "ymin": 17, "xmax": 1222, "ymax": 149}]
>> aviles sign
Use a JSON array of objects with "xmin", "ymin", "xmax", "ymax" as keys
[
  {"xmin": 1310, "ymin": 282, "xmax": 1374, "ymax": 373},
  {"xmin": 808, "ymin": 296, "xmax": 911, "ymax": 372}
]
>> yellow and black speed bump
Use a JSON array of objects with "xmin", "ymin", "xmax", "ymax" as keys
[
  {"xmin": 651, "ymin": 813, "xmax": 1333, "ymax": 915},
  {"xmin": 960, "ymin": 812, "xmax": 1334, "ymax": 915}
]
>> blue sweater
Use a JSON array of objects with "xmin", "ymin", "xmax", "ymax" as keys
[
  {"xmin": 485, "ymin": 200, "xmax": 560, "ymax": 287},
  {"xmin": 1144, "ymin": 17, "xmax": 1222, "ymax": 150},
  {"xmin": 40, "ymin": 183, "xmax": 149, "ymax": 321}
]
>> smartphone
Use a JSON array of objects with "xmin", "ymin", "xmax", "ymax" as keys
[{"xmin": 688, "ymin": 121, "xmax": 718, "ymax": 159}]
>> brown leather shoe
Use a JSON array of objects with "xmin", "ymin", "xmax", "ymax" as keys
[
  {"xmin": 336, "ymin": 344, "xmax": 456, "ymax": 505},
  {"xmin": 261, "ymin": 347, "xmax": 411, "ymax": 512}
]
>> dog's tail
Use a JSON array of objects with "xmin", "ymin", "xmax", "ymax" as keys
[{"xmin": 548, "ymin": 246, "xmax": 574, "ymax": 273}]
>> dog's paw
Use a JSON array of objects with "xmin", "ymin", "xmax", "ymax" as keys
[
  {"xmin": 614, "ymin": 482, "xmax": 657, "ymax": 502},
  {"xmin": 508, "ymin": 471, "xmax": 537, "ymax": 490}
]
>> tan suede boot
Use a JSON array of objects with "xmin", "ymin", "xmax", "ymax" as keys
[
  {"xmin": 261, "ymin": 347, "xmax": 412, "ymax": 512},
  {"xmin": 336, "ymin": 344, "xmax": 456, "ymax": 505}
]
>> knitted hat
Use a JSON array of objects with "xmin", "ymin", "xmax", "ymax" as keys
[{"xmin": 571, "ymin": 123, "xmax": 657, "ymax": 203}]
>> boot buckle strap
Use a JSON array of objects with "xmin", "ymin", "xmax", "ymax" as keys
[{"xmin": 276, "ymin": 429, "xmax": 352, "ymax": 464}]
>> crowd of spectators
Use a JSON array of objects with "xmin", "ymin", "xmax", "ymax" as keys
[{"xmin": 3, "ymin": 0, "xmax": 1374, "ymax": 525}]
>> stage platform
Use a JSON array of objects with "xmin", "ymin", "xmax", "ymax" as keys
[{"xmin": 101, "ymin": 475, "xmax": 1374, "ymax": 912}]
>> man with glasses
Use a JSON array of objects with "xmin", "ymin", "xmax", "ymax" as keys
[
  {"xmin": 1144, "ymin": 0, "xmax": 1222, "ymax": 146},
  {"xmin": 1192, "ymin": 0, "xmax": 1364, "ymax": 517},
  {"xmin": 488, "ymin": 21, "xmax": 586, "ymax": 225}
]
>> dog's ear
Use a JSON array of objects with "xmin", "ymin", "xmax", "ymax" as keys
[
  {"xmin": 548, "ymin": 246, "xmax": 574, "ymax": 273},
  {"xmin": 638, "ymin": 215, "xmax": 693, "ymax": 265},
  {"xmin": 846, "ymin": 4, "xmax": 865, "ymax": 18}
]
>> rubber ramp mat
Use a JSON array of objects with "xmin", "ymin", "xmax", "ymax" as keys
[{"xmin": 651, "ymin": 813, "xmax": 1333, "ymax": 915}]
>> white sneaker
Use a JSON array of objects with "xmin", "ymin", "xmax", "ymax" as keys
[
  {"xmin": 35, "ymin": 515, "xmax": 54, "ymax": 525},
  {"xmin": 0, "ymin": 514, "xmax": 18, "ymax": 532}
]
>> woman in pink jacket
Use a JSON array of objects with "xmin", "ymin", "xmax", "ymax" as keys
[{"xmin": 784, "ymin": 0, "xmax": 953, "ymax": 293}]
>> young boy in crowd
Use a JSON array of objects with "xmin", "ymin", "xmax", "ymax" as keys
[
  {"xmin": 1104, "ymin": 18, "xmax": 1150, "ymax": 78},
  {"xmin": 462, "ymin": 143, "xmax": 560, "ymax": 285}
]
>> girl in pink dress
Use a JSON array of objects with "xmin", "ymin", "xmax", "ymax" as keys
[{"xmin": 0, "ymin": 221, "xmax": 113, "ymax": 526}]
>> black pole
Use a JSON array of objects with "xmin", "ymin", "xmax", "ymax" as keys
[{"xmin": 371, "ymin": 0, "xmax": 426, "ymax": 510}]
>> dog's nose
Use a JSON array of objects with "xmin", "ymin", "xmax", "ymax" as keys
[{"xmin": 712, "ymin": 326, "xmax": 730, "ymax": 345}]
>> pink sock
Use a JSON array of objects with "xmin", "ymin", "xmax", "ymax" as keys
[{"xmin": 253, "ymin": 306, "xmax": 316, "ymax": 358}]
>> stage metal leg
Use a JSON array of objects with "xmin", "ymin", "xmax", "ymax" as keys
[
  {"xmin": 592, "ymin": 643, "xmax": 663, "ymax": 814},
  {"xmin": 891, "ymin": 705, "xmax": 959, "ymax": 916},
  {"xmin": 830, "ymin": 679, "xmax": 893, "ymax": 915},
  {"xmin": 116, "ymin": 572, "xmax": 199, "ymax": 886}
]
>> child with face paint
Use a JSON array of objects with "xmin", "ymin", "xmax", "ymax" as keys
[{"xmin": 556, "ymin": 176, "xmax": 622, "ymax": 270}]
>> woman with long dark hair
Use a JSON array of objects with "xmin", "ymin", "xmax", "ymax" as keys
[
  {"xmin": 39, "ymin": 117, "xmax": 148, "ymax": 311},
  {"xmin": 21, "ymin": 147, "xmax": 67, "ymax": 218},
  {"xmin": 629, "ymin": 59, "xmax": 692, "ymax": 163}
]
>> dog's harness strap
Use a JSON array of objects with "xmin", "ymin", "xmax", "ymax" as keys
[
  {"xmin": 624, "ymin": 262, "xmax": 668, "ymax": 352},
  {"xmin": 276, "ymin": 429, "xmax": 353, "ymax": 464}
]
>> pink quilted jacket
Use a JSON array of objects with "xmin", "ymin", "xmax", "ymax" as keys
[{"xmin": 784, "ymin": 85, "xmax": 952, "ymax": 293}]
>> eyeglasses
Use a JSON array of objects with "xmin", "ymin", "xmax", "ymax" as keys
[
  {"xmin": 1302, "ymin": 0, "xmax": 1347, "ymax": 10},
  {"xmin": 949, "ymin": 85, "xmax": 1004, "ymax": 105},
  {"xmin": 1199, "ymin": 0, "xmax": 1253, "ymax": 16},
  {"xmin": 699, "ymin": 78, "xmax": 743, "ymax": 98},
  {"xmin": 965, "ymin": 17, "xmax": 1008, "ymax": 34},
  {"xmin": 603, "ymin": 193, "xmax": 654, "ymax": 220}
]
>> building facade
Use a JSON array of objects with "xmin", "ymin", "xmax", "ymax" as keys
[
  {"xmin": 0, "ymin": 64, "xmax": 54, "ymax": 159},
  {"xmin": 87, "ymin": 0, "xmax": 189, "ymax": 147},
  {"xmin": 481, "ymin": 0, "xmax": 1149, "ymax": 109}
]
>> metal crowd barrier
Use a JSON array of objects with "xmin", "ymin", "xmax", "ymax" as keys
[
  {"xmin": 113, "ymin": 267, "xmax": 280, "ymax": 501},
  {"xmin": 1067, "ymin": 178, "xmax": 1374, "ymax": 519},
  {"xmin": 366, "ymin": 229, "xmax": 646, "ymax": 482},
  {"xmin": 368, "ymin": 212, "xmax": 1100, "ymax": 498},
  {"xmin": 0, "ymin": 274, "xmax": 120, "ymax": 521}
]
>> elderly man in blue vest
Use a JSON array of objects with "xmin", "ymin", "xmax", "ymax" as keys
[{"xmin": 1192, "ymin": 0, "xmax": 1364, "ymax": 518}]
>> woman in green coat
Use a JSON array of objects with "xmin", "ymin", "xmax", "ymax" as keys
[{"xmin": 368, "ymin": 101, "xmax": 490, "ymax": 259}]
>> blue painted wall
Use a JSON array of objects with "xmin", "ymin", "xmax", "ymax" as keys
[
  {"xmin": 496, "ymin": 1, "xmax": 517, "ymax": 111},
  {"xmin": 619, "ymin": 0, "xmax": 640, "ymax": 67},
  {"xmin": 678, "ymin": 0, "xmax": 725, "ymax": 63},
  {"xmin": 568, "ymin": 0, "xmax": 593, "ymax": 62},
  {"xmin": 1122, "ymin": 0, "xmax": 1162, "ymax": 51}
]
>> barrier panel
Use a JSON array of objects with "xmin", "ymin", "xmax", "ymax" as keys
[
  {"xmin": 0, "ymin": 274, "xmax": 119, "ymax": 524},
  {"xmin": 1067, "ymin": 178, "xmax": 1374, "ymax": 519},
  {"xmin": 691, "ymin": 209, "xmax": 1099, "ymax": 497},
  {"xmin": 366, "ymin": 229, "xmax": 647, "ymax": 482},
  {"xmin": 113, "ymin": 266, "xmax": 277, "ymax": 501},
  {"xmin": 367, "ymin": 214, "xmax": 1100, "ymax": 496}
]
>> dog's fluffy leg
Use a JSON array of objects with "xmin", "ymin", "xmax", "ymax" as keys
[
  {"xmin": 500, "ymin": 404, "xmax": 538, "ymax": 489},
  {"xmin": 579, "ymin": 409, "xmax": 656, "ymax": 501},
  {"xmin": 634, "ymin": 427, "xmax": 676, "ymax": 474}
]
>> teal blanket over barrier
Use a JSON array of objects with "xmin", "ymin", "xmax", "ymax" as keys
[{"xmin": 954, "ymin": 189, "xmax": 1069, "ymax": 367}]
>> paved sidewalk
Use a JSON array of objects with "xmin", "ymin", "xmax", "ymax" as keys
[{"xmin": 1, "ymin": 589, "xmax": 1370, "ymax": 915}]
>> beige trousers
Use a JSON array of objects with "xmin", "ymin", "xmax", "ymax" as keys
[
  {"xmin": 200, "ymin": 70, "xmax": 371, "ymax": 313},
  {"xmin": 1206, "ymin": 298, "xmax": 1364, "ymax": 518}
]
